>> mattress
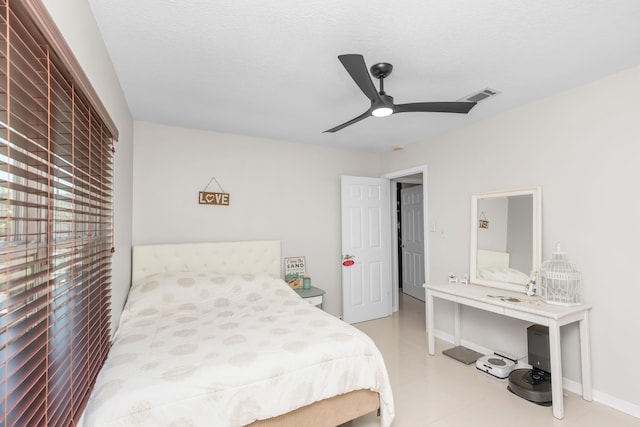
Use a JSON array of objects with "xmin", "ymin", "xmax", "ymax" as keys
[{"xmin": 82, "ymin": 272, "xmax": 394, "ymax": 426}]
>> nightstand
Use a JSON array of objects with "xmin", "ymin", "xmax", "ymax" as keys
[{"xmin": 294, "ymin": 286, "xmax": 326, "ymax": 309}]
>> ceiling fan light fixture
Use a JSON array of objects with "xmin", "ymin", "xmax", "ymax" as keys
[
  {"xmin": 372, "ymin": 107, "xmax": 393, "ymax": 117},
  {"xmin": 372, "ymin": 93, "xmax": 395, "ymax": 117}
]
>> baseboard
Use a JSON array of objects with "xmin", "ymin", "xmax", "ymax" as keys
[
  {"xmin": 432, "ymin": 330, "xmax": 640, "ymax": 419},
  {"xmin": 563, "ymin": 378, "xmax": 640, "ymax": 418},
  {"xmin": 592, "ymin": 390, "xmax": 640, "ymax": 419}
]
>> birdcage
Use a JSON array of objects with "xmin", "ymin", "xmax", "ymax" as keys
[{"xmin": 540, "ymin": 243, "xmax": 582, "ymax": 306}]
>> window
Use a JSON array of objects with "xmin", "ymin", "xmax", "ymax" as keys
[{"xmin": 1, "ymin": 1, "xmax": 117, "ymax": 425}]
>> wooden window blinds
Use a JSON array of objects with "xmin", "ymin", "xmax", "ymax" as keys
[{"xmin": 1, "ymin": 0, "xmax": 117, "ymax": 425}]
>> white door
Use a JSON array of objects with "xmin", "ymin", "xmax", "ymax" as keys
[
  {"xmin": 341, "ymin": 176, "xmax": 392, "ymax": 324},
  {"xmin": 400, "ymin": 185, "xmax": 425, "ymax": 301}
]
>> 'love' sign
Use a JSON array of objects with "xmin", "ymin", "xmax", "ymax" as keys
[{"xmin": 198, "ymin": 192, "xmax": 230, "ymax": 206}]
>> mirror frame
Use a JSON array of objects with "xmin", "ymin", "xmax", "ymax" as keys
[{"xmin": 470, "ymin": 187, "xmax": 541, "ymax": 292}]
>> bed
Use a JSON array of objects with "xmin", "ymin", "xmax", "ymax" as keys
[
  {"xmin": 82, "ymin": 240, "xmax": 394, "ymax": 427},
  {"xmin": 476, "ymin": 249, "xmax": 531, "ymax": 285}
]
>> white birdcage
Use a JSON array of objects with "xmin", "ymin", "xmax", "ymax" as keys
[{"xmin": 540, "ymin": 243, "xmax": 582, "ymax": 306}]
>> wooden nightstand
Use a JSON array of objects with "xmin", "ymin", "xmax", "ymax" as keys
[{"xmin": 294, "ymin": 286, "xmax": 326, "ymax": 309}]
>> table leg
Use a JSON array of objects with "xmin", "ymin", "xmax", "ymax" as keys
[
  {"xmin": 580, "ymin": 312, "xmax": 593, "ymax": 401},
  {"xmin": 548, "ymin": 320, "xmax": 564, "ymax": 419},
  {"xmin": 453, "ymin": 302, "xmax": 461, "ymax": 346},
  {"xmin": 427, "ymin": 290, "xmax": 435, "ymax": 355}
]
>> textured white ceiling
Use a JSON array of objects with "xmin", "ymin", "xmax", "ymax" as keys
[{"xmin": 88, "ymin": 0, "xmax": 640, "ymax": 152}]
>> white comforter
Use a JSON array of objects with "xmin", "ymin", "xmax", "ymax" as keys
[{"xmin": 83, "ymin": 272, "xmax": 394, "ymax": 426}]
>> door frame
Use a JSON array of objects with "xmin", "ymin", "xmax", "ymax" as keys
[{"xmin": 382, "ymin": 165, "xmax": 429, "ymax": 312}]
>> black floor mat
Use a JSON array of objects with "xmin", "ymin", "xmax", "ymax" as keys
[{"xmin": 442, "ymin": 345, "xmax": 484, "ymax": 365}]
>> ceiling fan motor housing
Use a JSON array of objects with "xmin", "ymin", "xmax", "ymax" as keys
[{"xmin": 372, "ymin": 93, "xmax": 394, "ymax": 112}]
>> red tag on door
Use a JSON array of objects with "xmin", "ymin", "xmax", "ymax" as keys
[{"xmin": 342, "ymin": 259, "xmax": 355, "ymax": 267}]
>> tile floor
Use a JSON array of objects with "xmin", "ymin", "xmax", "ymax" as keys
[{"xmin": 346, "ymin": 293, "xmax": 640, "ymax": 427}]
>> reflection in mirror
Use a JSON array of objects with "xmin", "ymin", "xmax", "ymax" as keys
[{"xmin": 470, "ymin": 187, "xmax": 541, "ymax": 292}]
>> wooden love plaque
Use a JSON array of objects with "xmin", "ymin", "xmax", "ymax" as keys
[{"xmin": 198, "ymin": 191, "xmax": 230, "ymax": 206}]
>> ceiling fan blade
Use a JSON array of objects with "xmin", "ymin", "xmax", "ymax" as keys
[
  {"xmin": 338, "ymin": 54, "xmax": 379, "ymax": 103},
  {"xmin": 394, "ymin": 101, "xmax": 477, "ymax": 114},
  {"xmin": 323, "ymin": 110, "xmax": 371, "ymax": 133}
]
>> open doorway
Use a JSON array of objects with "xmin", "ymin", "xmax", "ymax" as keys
[{"xmin": 382, "ymin": 166, "xmax": 428, "ymax": 313}]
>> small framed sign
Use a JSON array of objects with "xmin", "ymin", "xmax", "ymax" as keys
[
  {"xmin": 284, "ymin": 256, "xmax": 306, "ymax": 289},
  {"xmin": 198, "ymin": 191, "xmax": 230, "ymax": 206},
  {"xmin": 478, "ymin": 211, "xmax": 489, "ymax": 229}
]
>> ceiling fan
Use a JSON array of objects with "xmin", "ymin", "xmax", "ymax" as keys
[{"xmin": 324, "ymin": 54, "xmax": 477, "ymax": 133}]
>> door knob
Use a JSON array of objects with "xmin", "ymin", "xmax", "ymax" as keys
[{"xmin": 342, "ymin": 254, "xmax": 355, "ymax": 267}]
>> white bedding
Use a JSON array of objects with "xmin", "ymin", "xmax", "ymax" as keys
[
  {"xmin": 83, "ymin": 272, "xmax": 394, "ymax": 426},
  {"xmin": 478, "ymin": 266, "xmax": 531, "ymax": 285},
  {"xmin": 477, "ymin": 249, "xmax": 531, "ymax": 285}
]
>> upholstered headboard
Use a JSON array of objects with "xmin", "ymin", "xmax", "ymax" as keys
[{"xmin": 131, "ymin": 240, "xmax": 281, "ymax": 285}]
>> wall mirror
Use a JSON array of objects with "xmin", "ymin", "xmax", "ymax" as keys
[{"xmin": 470, "ymin": 187, "xmax": 541, "ymax": 292}]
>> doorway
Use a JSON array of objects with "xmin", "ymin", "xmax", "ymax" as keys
[{"xmin": 382, "ymin": 165, "xmax": 428, "ymax": 313}]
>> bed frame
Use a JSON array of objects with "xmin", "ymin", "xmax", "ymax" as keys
[{"xmin": 131, "ymin": 240, "xmax": 381, "ymax": 426}]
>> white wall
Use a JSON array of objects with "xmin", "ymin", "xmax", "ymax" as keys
[
  {"xmin": 132, "ymin": 122, "xmax": 382, "ymax": 316},
  {"xmin": 42, "ymin": 0, "xmax": 135, "ymax": 332},
  {"xmin": 382, "ymin": 66, "xmax": 640, "ymax": 413},
  {"xmin": 506, "ymin": 195, "xmax": 533, "ymax": 273},
  {"xmin": 476, "ymin": 197, "xmax": 508, "ymax": 252}
]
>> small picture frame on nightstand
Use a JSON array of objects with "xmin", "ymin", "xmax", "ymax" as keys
[{"xmin": 284, "ymin": 256, "xmax": 306, "ymax": 289}]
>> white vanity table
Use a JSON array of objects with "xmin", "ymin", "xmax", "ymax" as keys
[{"xmin": 426, "ymin": 282, "xmax": 593, "ymax": 420}]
